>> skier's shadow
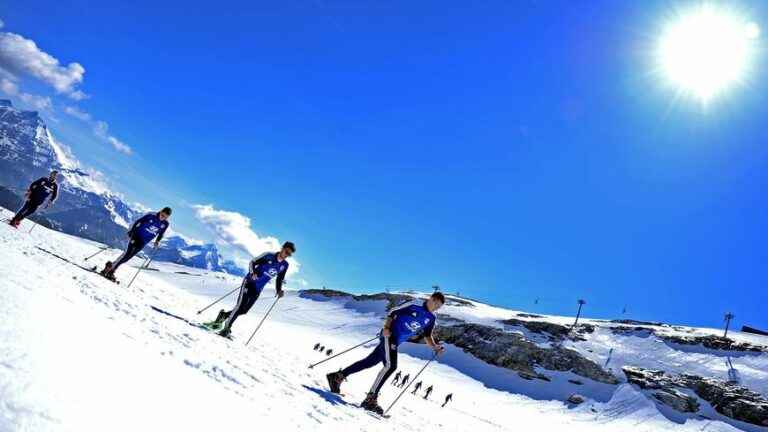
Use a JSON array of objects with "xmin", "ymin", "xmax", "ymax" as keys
[{"xmin": 302, "ymin": 385, "xmax": 351, "ymax": 407}]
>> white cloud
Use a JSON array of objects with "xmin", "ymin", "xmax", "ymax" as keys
[
  {"xmin": 0, "ymin": 32, "xmax": 86, "ymax": 99},
  {"xmin": 0, "ymin": 77, "xmax": 52, "ymax": 111},
  {"xmin": 63, "ymin": 105, "xmax": 91, "ymax": 121},
  {"xmin": 192, "ymin": 204, "xmax": 300, "ymax": 277},
  {"xmin": 93, "ymin": 120, "xmax": 132, "ymax": 155}
]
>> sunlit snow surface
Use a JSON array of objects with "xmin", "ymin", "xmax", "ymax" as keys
[{"xmin": 1, "ymin": 208, "xmax": 764, "ymax": 432}]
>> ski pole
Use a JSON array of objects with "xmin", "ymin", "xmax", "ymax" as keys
[
  {"xmin": 245, "ymin": 297, "xmax": 280, "ymax": 346},
  {"xmin": 84, "ymin": 246, "xmax": 110, "ymax": 261},
  {"xmin": 383, "ymin": 351, "xmax": 438, "ymax": 416},
  {"xmin": 126, "ymin": 245, "xmax": 159, "ymax": 290},
  {"xmin": 197, "ymin": 278, "xmax": 245, "ymax": 315},
  {"xmin": 307, "ymin": 336, "xmax": 379, "ymax": 369}
]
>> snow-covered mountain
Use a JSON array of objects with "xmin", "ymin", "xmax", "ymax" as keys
[
  {"xmin": 0, "ymin": 99, "xmax": 236, "ymax": 273},
  {"xmin": 2, "ymin": 211, "xmax": 766, "ymax": 432}
]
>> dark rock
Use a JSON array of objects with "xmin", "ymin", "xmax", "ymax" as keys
[
  {"xmin": 662, "ymin": 334, "xmax": 767, "ymax": 353},
  {"xmin": 567, "ymin": 394, "xmax": 586, "ymax": 405},
  {"xmin": 623, "ymin": 366, "xmax": 768, "ymax": 426},
  {"xmin": 500, "ymin": 318, "xmax": 594, "ymax": 342},
  {"xmin": 610, "ymin": 319, "xmax": 667, "ymax": 327},
  {"xmin": 517, "ymin": 313, "xmax": 544, "ymax": 319},
  {"xmin": 653, "ymin": 389, "xmax": 699, "ymax": 413},
  {"xmin": 436, "ymin": 323, "xmax": 619, "ymax": 384},
  {"xmin": 569, "ymin": 379, "xmax": 584, "ymax": 385}
]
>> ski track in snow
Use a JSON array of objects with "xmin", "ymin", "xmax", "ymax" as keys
[{"xmin": 0, "ymin": 208, "xmax": 761, "ymax": 432}]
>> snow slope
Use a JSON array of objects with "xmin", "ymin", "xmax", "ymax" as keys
[{"xmin": 0, "ymin": 208, "xmax": 762, "ymax": 432}]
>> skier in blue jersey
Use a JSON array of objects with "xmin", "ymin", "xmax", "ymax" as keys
[
  {"xmin": 326, "ymin": 292, "xmax": 446, "ymax": 415},
  {"xmin": 9, "ymin": 170, "xmax": 59, "ymax": 227},
  {"xmin": 99, "ymin": 207, "xmax": 171, "ymax": 281},
  {"xmin": 206, "ymin": 241, "xmax": 295, "ymax": 337}
]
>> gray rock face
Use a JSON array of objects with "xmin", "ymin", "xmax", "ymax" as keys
[
  {"xmin": 662, "ymin": 334, "xmax": 768, "ymax": 354},
  {"xmin": 501, "ymin": 318, "xmax": 595, "ymax": 342},
  {"xmin": 623, "ymin": 366, "xmax": 768, "ymax": 426},
  {"xmin": 653, "ymin": 389, "xmax": 700, "ymax": 413},
  {"xmin": 435, "ymin": 323, "xmax": 619, "ymax": 385},
  {"xmin": 567, "ymin": 394, "xmax": 586, "ymax": 405}
]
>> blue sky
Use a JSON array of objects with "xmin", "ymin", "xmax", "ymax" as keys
[{"xmin": 2, "ymin": 1, "xmax": 767, "ymax": 330}]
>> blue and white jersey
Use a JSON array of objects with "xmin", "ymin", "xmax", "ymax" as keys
[
  {"xmin": 129, "ymin": 213, "xmax": 169, "ymax": 245},
  {"xmin": 248, "ymin": 252, "xmax": 289, "ymax": 291},
  {"xmin": 388, "ymin": 300, "xmax": 437, "ymax": 346}
]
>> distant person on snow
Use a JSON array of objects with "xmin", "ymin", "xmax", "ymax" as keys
[
  {"xmin": 398, "ymin": 374, "xmax": 411, "ymax": 388},
  {"xmin": 391, "ymin": 371, "xmax": 402, "ymax": 387},
  {"xmin": 442, "ymin": 393, "xmax": 453, "ymax": 408},
  {"xmin": 206, "ymin": 242, "xmax": 295, "ymax": 338},
  {"xmin": 424, "ymin": 385, "xmax": 433, "ymax": 400},
  {"xmin": 326, "ymin": 292, "xmax": 446, "ymax": 415},
  {"xmin": 9, "ymin": 170, "xmax": 59, "ymax": 228},
  {"xmin": 99, "ymin": 207, "xmax": 171, "ymax": 281},
  {"xmin": 411, "ymin": 381, "xmax": 423, "ymax": 395},
  {"xmin": 314, "ymin": 343, "xmax": 321, "ymax": 351},
  {"xmin": 326, "ymin": 349, "xmax": 333, "ymax": 356}
]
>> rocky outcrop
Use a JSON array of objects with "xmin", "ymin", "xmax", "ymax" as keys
[
  {"xmin": 661, "ymin": 334, "xmax": 768, "ymax": 353},
  {"xmin": 610, "ymin": 319, "xmax": 667, "ymax": 327},
  {"xmin": 501, "ymin": 318, "xmax": 595, "ymax": 342},
  {"xmin": 623, "ymin": 366, "xmax": 768, "ymax": 426},
  {"xmin": 300, "ymin": 289, "xmax": 472, "ymax": 310},
  {"xmin": 609, "ymin": 326, "xmax": 656, "ymax": 337},
  {"xmin": 435, "ymin": 323, "xmax": 619, "ymax": 385}
]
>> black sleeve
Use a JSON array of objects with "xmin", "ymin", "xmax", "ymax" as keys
[
  {"xmin": 275, "ymin": 267, "xmax": 287, "ymax": 293},
  {"xmin": 249, "ymin": 253, "xmax": 271, "ymax": 274},
  {"xmin": 50, "ymin": 182, "xmax": 59, "ymax": 202},
  {"xmin": 424, "ymin": 321, "xmax": 435, "ymax": 338},
  {"xmin": 156, "ymin": 222, "xmax": 168, "ymax": 243}
]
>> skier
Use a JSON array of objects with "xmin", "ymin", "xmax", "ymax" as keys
[
  {"xmin": 398, "ymin": 374, "xmax": 411, "ymax": 388},
  {"xmin": 411, "ymin": 381, "xmax": 423, "ymax": 395},
  {"xmin": 320, "ymin": 345, "xmax": 325, "ymax": 352},
  {"xmin": 326, "ymin": 292, "xmax": 446, "ymax": 415},
  {"xmin": 99, "ymin": 207, "xmax": 171, "ymax": 281},
  {"xmin": 314, "ymin": 343, "xmax": 321, "ymax": 351},
  {"xmin": 442, "ymin": 393, "xmax": 453, "ymax": 408},
  {"xmin": 206, "ymin": 242, "xmax": 295, "ymax": 337},
  {"xmin": 326, "ymin": 349, "xmax": 333, "ymax": 356},
  {"xmin": 9, "ymin": 170, "xmax": 59, "ymax": 227},
  {"xmin": 424, "ymin": 385, "xmax": 433, "ymax": 400},
  {"xmin": 391, "ymin": 371, "xmax": 402, "ymax": 387}
]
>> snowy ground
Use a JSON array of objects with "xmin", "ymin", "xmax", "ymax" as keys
[{"xmin": 0, "ymin": 208, "xmax": 764, "ymax": 432}]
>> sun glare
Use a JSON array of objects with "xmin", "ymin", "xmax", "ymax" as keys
[{"xmin": 657, "ymin": 5, "xmax": 760, "ymax": 103}]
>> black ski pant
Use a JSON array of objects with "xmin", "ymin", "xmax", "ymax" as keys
[
  {"xmin": 222, "ymin": 278, "xmax": 264, "ymax": 330},
  {"xmin": 12, "ymin": 199, "xmax": 43, "ymax": 223},
  {"xmin": 341, "ymin": 335, "xmax": 398, "ymax": 398},
  {"xmin": 110, "ymin": 237, "xmax": 147, "ymax": 273}
]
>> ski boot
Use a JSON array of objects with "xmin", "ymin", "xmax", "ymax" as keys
[
  {"xmin": 203, "ymin": 309, "xmax": 230, "ymax": 331},
  {"xmin": 326, "ymin": 371, "xmax": 345, "ymax": 394},
  {"xmin": 360, "ymin": 393, "xmax": 384, "ymax": 415},
  {"xmin": 217, "ymin": 327, "xmax": 232, "ymax": 338}
]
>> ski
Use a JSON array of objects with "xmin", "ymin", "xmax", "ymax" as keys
[
  {"xmin": 365, "ymin": 410, "xmax": 390, "ymax": 420},
  {"xmin": 34, "ymin": 246, "xmax": 120, "ymax": 284},
  {"xmin": 149, "ymin": 306, "xmax": 233, "ymax": 339}
]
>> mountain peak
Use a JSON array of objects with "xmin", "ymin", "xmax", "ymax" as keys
[{"xmin": 0, "ymin": 100, "xmax": 12, "ymax": 108}]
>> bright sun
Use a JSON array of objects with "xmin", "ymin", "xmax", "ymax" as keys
[{"xmin": 657, "ymin": 5, "xmax": 760, "ymax": 103}]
